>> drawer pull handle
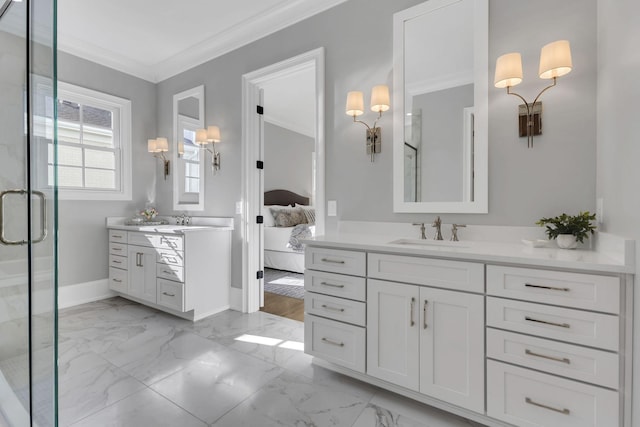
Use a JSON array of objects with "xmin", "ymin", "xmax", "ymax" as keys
[
  {"xmin": 112, "ymin": 248, "xmax": 122, "ymax": 252},
  {"xmin": 162, "ymin": 292, "xmax": 176, "ymax": 297},
  {"xmin": 410, "ymin": 297, "xmax": 415, "ymax": 327},
  {"xmin": 163, "ymin": 270, "xmax": 174, "ymax": 275},
  {"xmin": 321, "ymin": 304, "xmax": 345, "ymax": 312},
  {"xmin": 112, "ymin": 260, "xmax": 122, "ymax": 264},
  {"xmin": 321, "ymin": 258, "xmax": 345, "ymax": 264},
  {"xmin": 525, "ymin": 316, "xmax": 570, "ymax": 329},
  {"xmin": 423, "ymin": 300, "xmax": 428, "ymax": 329},
  {"xmin": 320, "ymin": 282, "xmax": 345, "ymax": 288},
  {"xmin": 525, "ymin": 349, "xmax": 571, "ymax": 364},
  {"xmin": 112, "ymin": 234, "xmax": 123, "ymax": 238},
  {"xmin": 525, "ymin": 283, "xmax": 570, "ymax": 292},
  {"xmin": 321, "ymin": 337, "xmax": 344, "ymax": 347},
  {"xmin": 525, "ymin": 397, "xmax": 570, "ymax": 415},
  {"xmin": 113, "ymin": 279, "xmax": 122, "ymax": 283}
]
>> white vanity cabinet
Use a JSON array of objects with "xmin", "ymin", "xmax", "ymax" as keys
[
  {"xmin": 107, "ymin": 226, "xmax": 231, "ymax": 321},
  {"xmin": 303, "ymin": 237, "xmax": 632, "ymax": 427},
  {"xmin": 366, "ymin": 255, "xmax": 485, "ymax": 413}
]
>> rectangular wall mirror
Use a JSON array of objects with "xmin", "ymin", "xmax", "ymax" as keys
[
  {"xmin": 173, "ymin": 85, "xmax": 205, "ymax": 211},
  {"xmin": 393, "ymin": 0, "xmax": 488, "ymax": 213}
]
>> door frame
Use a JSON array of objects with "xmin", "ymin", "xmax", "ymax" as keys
[{"xmin": 240, "ymin": 47, "xmax": 325, "ymax": 313}]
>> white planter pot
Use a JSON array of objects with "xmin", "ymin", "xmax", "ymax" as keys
[{"xmin": 556, "ymin": 234, "xmax": 578, "ymax": 249}]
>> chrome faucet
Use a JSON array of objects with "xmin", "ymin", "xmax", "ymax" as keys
[
  {"xmin": 412, "ymin": 223, "xmax": 427, "ymax": 239},
  {"xmin": 432, "ymin": 216, "xmax": 443, "ymax": 240},
  {"xmin": 172, "ymin": 214, "xmax": 191, "ymax": 226},
  {"xmin": 450, "ymin": 224, "xmax": 466, "ymax": 241}
]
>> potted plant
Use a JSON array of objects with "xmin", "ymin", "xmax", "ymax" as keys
[{"xmin": 535, "ymin": 212, "xmax": 596, "ymax": 249}]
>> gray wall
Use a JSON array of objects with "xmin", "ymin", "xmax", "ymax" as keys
[
  {"xmin": 596, "ymin": 0, "xmax": 640, "ymax": 422},
  {"xmin": 264, "ymin": 122, "xmax": 314, "ymax": 197},
  {"xmin": 57, "ymin": 52, "xmax": 157, "ymax": 287}
]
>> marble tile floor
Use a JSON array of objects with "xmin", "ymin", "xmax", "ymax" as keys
[{"xmin": 57, "ymin": 297, "xmax": 486, "ymax": 427}]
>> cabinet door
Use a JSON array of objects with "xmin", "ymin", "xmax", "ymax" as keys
[
  {"xmin": 367, "ymin": 279, "xmax": 420, "ymax": 391},
  {"xmin": 128, "ymin": 246, "xmax": 157, "ymax": 303},
  {"xmin": 419, "ymin": 287, "xmax": 484, "ymax": 412}
]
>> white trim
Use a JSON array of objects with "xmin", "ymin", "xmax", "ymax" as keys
[
  {"xmin": 241, "ymin": 47, "xmax": 325, "ymax": 313},
  {"xmin": 230, "ymin": 287, "xmax": 243, "ymax": 311},
  {"xmin": 57, "ymin": 279, "xmax": 114, "ymax": 309},
  {"xmin": 172, "ymin": 85, "xmax": 205, "ymax": 212},
  {"xmin": 55, "ymin": 82, "xmax": 133, "ymax": 201},
  {"xmin": 392, "ymin": 0, "xmax": 488, "ymax": 213}
]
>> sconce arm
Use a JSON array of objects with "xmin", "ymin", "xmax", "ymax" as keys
[
  {"xmin": 352, "ymin": 116, "xmax": 373, "ymax": 131},
  {"xmin": 506, "ymin": 86, "xmax": 531, "ymax": 116},
  {"xmin": 531, "ymin": 77, "xmax": 557, "ymax": 107}
]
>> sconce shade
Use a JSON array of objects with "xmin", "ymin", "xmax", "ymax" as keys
[
  {"xmin": 370, "ymin": 85, "xmax": 390, "ymax": 113},
  {"xmin": 195, "ymin": 128, "xmax": 208, "ymax": 145},
  {"xmin": 147, "ymin": 138, "xmax": 158, "ymax": 153},
  {"xmin": 539, "ymin": 40, "xmax": 572, "ymax": 79},
  {"xmin": 346, "ymin": 91, "xmax": 364, "ymax": 117},
  {"xmin": 494, "ymin": 52, "xmax": 523, "ymax": 88},
  {"xmin": 156, "ymin": 137, "xmax": 169, "ymax": 152},
  {"xmin": 178, "ymin": 141, "xmax": 184, "ymax": 156},
  {"xmin": 207, "ymin": 125, "xmax": 221, "ymax": 143}
]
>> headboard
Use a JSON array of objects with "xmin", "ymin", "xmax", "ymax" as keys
[{"xmin": 264, "ymin": 189, "xmax": 309, "ymax": 207}]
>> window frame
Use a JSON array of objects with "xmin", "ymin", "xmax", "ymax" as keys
[{"xmin": 53, "ymin": 82, "xmax": 132, "ymax": 201}]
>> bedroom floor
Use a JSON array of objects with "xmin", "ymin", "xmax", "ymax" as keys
[
  {"xmin": 57, "ymin": 297, "xmax": 485, "ymax": 427},
  {"xmin": 261, "ymin": 268, "xmax": 305, "ymax": 321}
]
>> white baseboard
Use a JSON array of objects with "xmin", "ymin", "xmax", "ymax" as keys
[
  {"xmin": 58, "ymin": 279, "xmax": 115, "ymax": 309},
  {"xmin": 230, "ymin": 286, "xmax": 243, "ymax": 312}
]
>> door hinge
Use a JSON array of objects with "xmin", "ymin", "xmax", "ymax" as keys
[
  {"xmin": 256, "ymin": 215, "xmax": 264, "ymax": 224},
  {"xmin": 257, "ymin": 270, "xmax": 264, "ymax": 279},
  {"xmin": 257, "ymin": 105, "xmax": 264, "ymax": 115},
  {"xmin": 256, "ymin": 160, "xmax": 264, "ymax": 169}
]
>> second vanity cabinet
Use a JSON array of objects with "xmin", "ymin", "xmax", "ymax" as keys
[
  {"xmin": 304, "ymin": 241, "xmax": 632, "ymax": 427},
  {"xmin": 108, "ymin": 227, "xmax": 231, "ymax": 321}
]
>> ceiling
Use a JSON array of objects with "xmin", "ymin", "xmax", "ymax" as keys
[{"xmin": 58, "ymin": 0, "xmax": 347, "ymax": 83}]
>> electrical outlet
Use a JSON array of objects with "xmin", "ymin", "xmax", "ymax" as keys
[
  {"xmin": 596, "ymin": 198, "xmax": 604, "ymax": 224},
  {"xmin": 328, "ymin": 200, "xmax": 337, "ymax": 217}
]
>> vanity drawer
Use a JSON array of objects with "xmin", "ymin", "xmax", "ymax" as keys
[
  {"xmin": 305, "ymin": 293, "xmax": 366, "ymax": 326},
  {"xmin": 109, "ymin": 242, "xmax": 127, "ymax": 256},
  {"xmin": 487, "ymin": 265, "xmax": 620, "ymax": 314},
  {"xmin": 109, "ymin": 254, "xmax": 127, "ymax": 270},
  {"xmin": 157, "ymin": 264, "xmax": 184, "ymax": 283},
  {"xmin": 109, "ymin": 229, "xmax": 127, "ymax": 243},
  {"xmin": 487, "ymin": 361, "xmax": 619, "ymax": 427},
  {"xmin": 156, "ymin": 279, "xmax": 185, "ymax": 312},
  {"xmin": 305, "ymin": 247, "xmax": 366, "ymax": 276},
  {"xmin": 487, "ymin": 297, "xmax": 619, "ymax": 351},
  {"xmin": 127, "ymin": 232, "xmax": 156, "ymax": 247},
  {"xmin": 368, "ymin": 253, "xmax": 484, "ymax": 293},
  {"xmin": 487, "ymin": 329, "xmax": 619, "ymax": 389},
  {"xmin": 305, "ymin": 314, "xmax": 365, "ymax": 373},
  {"xmin": 304, "ymin": 270, "xmax": 366, "ymax": 301},
  {"xmin": 156, "ymin": 234, "xmax": 184, "ymax": 251},
  {"xmin": 109, "ymin": 267, "xmax": 127, "ymax": 293},
  {"xmin": 156, "ymin": 249, "xmax": 184, "ymax": 267}
]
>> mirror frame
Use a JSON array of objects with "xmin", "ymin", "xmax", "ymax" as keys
[
  {"xmin": 392, "ymin": 0, "xmax": 488, "ymax": 213},
  {"xmin": 172, "ymin": 85, "xmax": 205, "ymax": 211}
]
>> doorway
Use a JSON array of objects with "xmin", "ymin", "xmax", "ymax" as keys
[{"xmin": 241, "ymin": 48, "xmax": 325, "ymax": 315}]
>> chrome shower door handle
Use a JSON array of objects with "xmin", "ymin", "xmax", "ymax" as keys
[
  {"xmin": 32, "ymin": 191, "xmax": 47, "ymax": 243},
  {"xmin": 0, "ymin": 189, "xmax": 28, "ymax": 245}
]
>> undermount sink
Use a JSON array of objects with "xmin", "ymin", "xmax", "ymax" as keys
[{"xmin": 388, "ymin": 238, "xmax": 470, "ymax": 249}]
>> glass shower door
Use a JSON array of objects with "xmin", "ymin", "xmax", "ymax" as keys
[{"xmin": 0, "ymin": 0, "xmax": 57, "ymax": 425}]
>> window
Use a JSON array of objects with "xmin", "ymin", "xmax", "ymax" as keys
[{"xmin": 48, "ymin": 82, "xmax": 132, "ymax": 200}]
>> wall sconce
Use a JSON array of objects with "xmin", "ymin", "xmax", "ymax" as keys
[
  {"xmin": 494, "ymin": 40, "xmax": 572, "ymax": 148},
  {"xmin": 148, "ymin": 137, "xmax": 170, "ymax": 179},
  {"xmin": 345, "ymin": 84, "xmax": 390, "ymax": 162},
  {"xmin": 195, "ymin": 125, "xmax": 222, "ymax": 173}
]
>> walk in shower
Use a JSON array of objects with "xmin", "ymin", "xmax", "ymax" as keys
[{"xmin": 0, "ymin": 0, "xmax": 57, "ymax": 425}]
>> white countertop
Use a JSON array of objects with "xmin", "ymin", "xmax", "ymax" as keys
[
  {"xmin": 107, "ymin": 224, "xmax": 233, "ymax": 234},
  {"xmin": 304, "ymin": 233, "xmax": 634, "ymax": 274}
]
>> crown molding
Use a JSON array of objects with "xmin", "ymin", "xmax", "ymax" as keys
[{"xmin": 58, "ymin": 0, "xmax": 348, "ymax": 83}]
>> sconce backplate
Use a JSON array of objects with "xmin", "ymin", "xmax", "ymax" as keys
[
  {"xmin": 518, "ymin": 101, "xmax": 543, "ymax": 137},
  {"xmin": 366, "ymin": 127, "xmax": 382, "ymax": 155}
]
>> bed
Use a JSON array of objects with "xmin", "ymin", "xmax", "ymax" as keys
[{"xmin": 263, "ymin": 189, "xmax": 313, "ymax": 273}]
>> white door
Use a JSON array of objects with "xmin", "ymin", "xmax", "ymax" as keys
[
  {"xmin": 419, "ymin": 287, "xmax": 484, "ymax": 412},
  {"xmin": 258, "ymin": 88, "xmax": 265, "ymax": 307},
  {"xmin": 367, "ymin": 279, "xmax": 420, "ymax": 391},
  {"xmin": 128, "ymin": 246, "xmax": 157, "ymax": 303}
]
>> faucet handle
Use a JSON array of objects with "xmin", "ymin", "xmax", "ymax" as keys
[
  {"xmin": 412, "ymin": 223, "xmax": 427, "ymax": 240},
  {"xmin": 450, "ymin": 224, "xmax": 466, "ymax": 241}
]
